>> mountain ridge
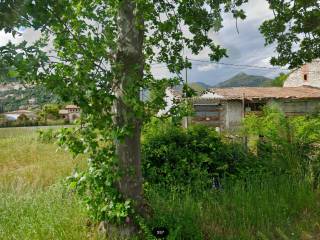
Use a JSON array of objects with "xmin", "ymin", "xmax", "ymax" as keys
[{"xmin": 214, "ymin": 72, "xmax": 273, "ymax": 88}]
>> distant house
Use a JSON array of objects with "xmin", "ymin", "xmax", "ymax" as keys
[
  {"xmin": 4, "ymin": 110, "xmax": 37, "ymax": 121},
  {"xmin": 284, "ymin": 59, "xmax": 320, "ymax": 88},
  {"xmin": 188, "ymin": 86, "xmax": 320, "ymax": 130},
  {"xmin": 157, "ymin": 88, "xmax": 182, "ymax": 116},
  {"xmin": 59, "ymin": 105, "xmax": 80, "ymax": 122}
]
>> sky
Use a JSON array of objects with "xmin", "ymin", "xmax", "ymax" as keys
[
  {"xmin": 0, "ymin": 0, "xmax": 290, "ymax": 86},
  {"xmin": 152, "ymin": 0, "xmax": 290, "ymax": 85}
]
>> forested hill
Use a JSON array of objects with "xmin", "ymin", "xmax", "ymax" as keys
[
  {"xmin": 0, "ymin": 77, "xmax": 60, "ymax": 112},
  {"xmin": 174, "ymin": 73, "xmax": 275, "ymax": 95},
  {"xmin": 174, "ymin": 82, "xmax": 212, "ymax": 94},
  {"xmin": 215, "ymin": 72, "xmax": 273, "ymax": 88}
]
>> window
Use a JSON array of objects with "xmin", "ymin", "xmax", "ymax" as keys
[
  {"xmin": 194, "ymin": 104, "xmax": 221, "ymax": 119},
  {"xmin": 245, "ymin": 102, "xmax": 266, "ymax": 112},
  {"xmin": 304, "ymin": 74, "xmax": 308, "ymax": 81}
]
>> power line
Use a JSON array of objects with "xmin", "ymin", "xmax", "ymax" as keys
[
  {"xmin": 148, "ymin": 59, "xmax": 289, "ymax": 71},
  {"xmin": 188, "ymin": 58, "xmax": 290, "ymax": 71},
  {"xmin": 190, "ymin": 62, "xmax": 284, "ymax": 72},
  {"xmin": 150, "ymin": 59, "xmax": 320, "ymax": 74},
  {"xmin": 150, "ymin": 61, "xmax": 284, "ymax": 72}
]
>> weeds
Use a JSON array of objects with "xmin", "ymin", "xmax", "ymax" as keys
[
  {"xmin": 1, "ymin": 123, "xmax": 320, "ymax": 239},
  {"xmin": 147, "ymin": 175, "xmax": 320, "ymax": 240}
]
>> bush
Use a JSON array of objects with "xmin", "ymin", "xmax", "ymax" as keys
[
  {"xmin": 142, "ymin": 119, "xmax": 255, "ymax": 189},
  {"xmin": 37, "ymin": 128, "xmax": 58, "ymax": 143},
  {"xmin": 243, "ymin": 105, "xmax": 320, "ymax": 181}
]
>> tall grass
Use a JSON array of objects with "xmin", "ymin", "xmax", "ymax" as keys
[
  {"xmin": 1, "ymin": 127, "xmax": 320, "ymax": 240},
  {"xmin": 147, "ymin": 175, "xmax": 320, "ymax": 240},
  {"xmin": 0, "ymin": 127, "xmax": 84, "ymax": 190},
  {"xmin": 0, "ymin": 185, "xmax": 88, "ymax": 240},
  {"xmin": 0, "ymin": 127, "xmax": 97, "ymax": 240}
]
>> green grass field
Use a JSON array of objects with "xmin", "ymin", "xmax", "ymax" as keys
[
  {"xmin": 1, "ymin": 127, "xmax": 320, "ymax": 239},
  {"xmin": 0, "ymin": 127, "xmax": 96, "ymax": 240}
]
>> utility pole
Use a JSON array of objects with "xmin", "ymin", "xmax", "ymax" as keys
[
  {"xmin": 242, "ymin": 93, "xmax": 245, "ymax": 118},
  {"xmin": 185, "ymin": 56, "xmax": 188, "ymax": 87},
  {"xmin": 185, "ymin": 56, "xmax": 189, "ymax": 128},
  {"xmin": 242, "ymin": 92, "xmax": 248, "ymax": 151}
]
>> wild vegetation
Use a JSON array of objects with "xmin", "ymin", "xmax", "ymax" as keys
[
  {"xmin": 266, "ymin": 73, "xmax": 288, "ymax": 87},
  {"xmin": 1, "ymin": 108, "xmax": 320, "ymax": 239},
  {"xmin": 0, "ymin": 1, "xmax": 251, "ymax": 233},
  {"xmin": 1, "ymin": 0, "xmax": 319, "ymax": 237},
  {"xmin": 0, "ymin": 127, "xmax": 89, "ymax": 240}
]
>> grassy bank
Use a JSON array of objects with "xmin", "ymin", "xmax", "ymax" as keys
[
  {"xmin": 1, "ymin": 127, "xmax": 320, "ymax": 239},
  {"xmin": 147, "ymin": 176, "xmax": 320, "ymax": 240},
  {"xmin": 0, "ymin": 127, "xmax": 92, "ymax": 240},
  {"xmin": 0, "ymin": 185, "xmax": 88, "ymax": 240}
]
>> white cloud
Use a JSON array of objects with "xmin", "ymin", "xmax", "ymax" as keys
[
  {"xmin": 0, "ymin": 29, "xmax": 41, "ymax": 47},
  {"xmin": 259, "ymin": 56, "xmax": 272, "ymax": 66},
  {"xmin": 187, "ymin": 0, "xmax": 283, "ymax": 84},
  {"xmin": 151, "ymin": 65, "xmax": 171, "ymax": 79},
  {"xmin": 244, "ymin": 0, "xmax": 273, "ymax": 22},
  {"xmin": 19, "ymin": 29, "xmax": 41, "ymax": 44},
  {"xmin": 197, "ymin": 63, "xmax": 220, "ymax": 72},
  {"xmin": 0, "ymin": 31, "xmax": 14, "ymax": 46}
]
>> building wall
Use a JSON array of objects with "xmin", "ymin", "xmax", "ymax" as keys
[
  {"xmin": 191, "ymin": 104, "xmax": 224, "ymax": 128},
  {"xmin": 68, "ymin": 112, "xmax": 80, "ymax": 122},
  {"xmin": 225, "ymin": 99, "xmax": 320, "ymax": 129},
  {"xmin": 191, "ymin": 99, "xmax": 320, "ymax": 130},
  {"xmin": 271, "ymin": 99, "xmax": 320, "ymax": 115},
  {"xmin": 225, "ymin": 101, "xmax": 243, "ymax": 129},
  {"xmin": 284, "ymin": 59, "xmax": 320, "ymax": 88},
  {"xmin": 191, "ymin": 101, "xmax": 243, "ymax": 130}
]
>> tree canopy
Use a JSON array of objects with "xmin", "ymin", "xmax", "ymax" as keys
[
  {"xmin": 1, "ymin": 0, "xmax": 319, "ymax": 235},
  {"xmin": 260, "ymin": 0, "xmax": 320, "ymax": 68},
  {"xmin": 0, "ymin": 0, "xmax": 248, "ymax": 232}
]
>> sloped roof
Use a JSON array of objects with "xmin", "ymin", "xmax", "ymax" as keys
[
  {"xmin": 59, "ymin": 109, "xmax": 68, "ymax": 114},
  {"xmin": 65, "ymin": 105, "xmax": 80, "ymax": 109},
  {"xmin": 202, "ymin": 86, "xmax": 320, "ymax": 100},
  {"xmin": 13, "ymin": 110, "xmax": 32, "ymax": 114}
]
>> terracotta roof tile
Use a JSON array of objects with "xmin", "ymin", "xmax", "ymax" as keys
[
  {"xmin": 204, "ymin": 86, "xmax": 320, "ymax": 100},
  {"xmin": 59, "ymin": 109, "xmax": 68, "ymax": 114},
  {"xmin": 65, "ymin": 105, "xmax": 80, "ymax": 109}
]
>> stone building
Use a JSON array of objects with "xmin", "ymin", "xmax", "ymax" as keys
[
  {"xmin": 59, "ymin": 105, "xmax": 81, "ymax": 122},
  {"xmin": 188, "ymin": 86, "xmax": 320, "ymax": 130},
  {"xmin": 4, "ymin": 110, "xmax": 37, "ymax": 121},
  {"xmin": 284, "ymin": 59, "xmax": 320, "ymax": 88}
]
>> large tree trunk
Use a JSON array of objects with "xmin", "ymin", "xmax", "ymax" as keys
[
  {"xmin": 113, "ymin": 0, "xmax": 145, "ymax": 219},
  {"xmin": 101, "ymin": 1, "xmax": 146, "ymax": 236}
]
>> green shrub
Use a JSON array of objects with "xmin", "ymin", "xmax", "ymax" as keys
[
  {"xmin": 243, "ymin": 105, "xmax": 320, "ymax": 181},
  {"xmin": 37, "ymin": 128, "xmax": 58, "ymax": 143},
  {"xmin": 142, "ymin": 119, "xmax": 255, "ymax": 189}
]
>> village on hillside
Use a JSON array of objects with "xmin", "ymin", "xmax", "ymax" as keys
[{"xmin": 0, "ymin": 103, "xmax": 80, "ymax": 127}]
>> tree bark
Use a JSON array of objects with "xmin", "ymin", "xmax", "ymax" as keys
[{"xmin": 112, "ymin": 0, "xmax": 146, "ymax": 218}]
